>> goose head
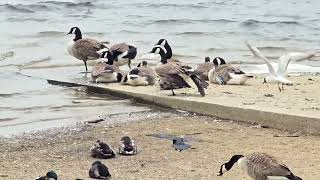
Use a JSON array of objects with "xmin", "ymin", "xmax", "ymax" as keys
[
  {"xmin": 155, "ymin": 39, "xmax": 172, "ymax": 59},
  {"xmin": 67, "ymin": 27, "xmax": 82, "ymax": 41},
  {"xmin": 213, "ymin": 57, "xmax": 226, "ymax": 67},
  {"xmin": 217, "ymin": 154, "xmax": 244, "ymax": 176},
  {"xmin": 151, "ymin": 46, "xmax": 167, "ymax": 64},
  {"xmin": 99, "ymin": 48, "xmax": 114, "ymax": 65},
  {"xmin": 204, "ymin": 57, "xmax": 210, "ymax": 63},
  {"xmin": 137, "ymin": 60, "xmax": 148, "ymax": 67}
]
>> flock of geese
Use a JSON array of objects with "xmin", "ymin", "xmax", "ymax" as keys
[
  {"xmin": 67, "ymin": 27, "xmax": 319, "ymax": 94},
  {"xmin": 62, "ymin": 27, "xmax": 310, "ymax": 180}
]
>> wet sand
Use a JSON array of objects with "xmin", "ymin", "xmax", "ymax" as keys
[{"xmin": 1, "ymin": 116, "xmax": 320, "ymax": 180}]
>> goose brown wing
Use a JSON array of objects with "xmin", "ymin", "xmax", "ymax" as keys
[
  {"xmin": 74, "ymin": 38, "xmax": 104, "ymax": 58},
  {"xmin": 155, "ymin": 63, "xmax": 185, "ymax": 76},
  {"xmin": 110, "ymin": 43, "xmax": 129, "ymax": 53},
  {"xmin": 247, "ymin": 153, "xmax": 292, "ymax": 177},
  {"xmin": 138, "ymin": 67, "xmax": 157, "ymax": 85},
  {"xmin": 92, "ymin": 62, "xmax": 119, "ymax": 77},
  {"xmin": 159, "ymin": 74, "xmax": 191, "ymax": 90},
  {"xmin": 91, "ymin": 62, "xmax": 107, "ymax": 77}
]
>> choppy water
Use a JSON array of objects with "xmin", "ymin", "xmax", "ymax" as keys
[{"xmin": 1, "ymin": 0, "xmax": 320, "ymax": 135}]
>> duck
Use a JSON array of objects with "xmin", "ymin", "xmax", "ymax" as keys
[
  {"xmin": 91, "ymin": 51, "xmax": 124, "ymax": 83},
  {"xmin": 118, "ymin": 136, "xmax": 137, "ymax": 155},
  {"xmin": 122, "ymin": 61, "xmax": 157, "ymax": 86},
  {"xmin": 99, "ymin": 43, "xmax": 137, "ymax": 69},
  {"xmin": 36, "ymin": 171, "xmax": 58, "ymax": 180},
  {"xmin": 67, "ymin": 27, "xmax": 107, "ymax": 72},
  {"xmin": 208, "ymin": 57, "xmax": 253, "ymax": 85},
  {"xmin": 89, "ymin": 161, "xmax": 111, "ymax": 180},
  {"xmin": 195, "ymin": 57, "xmax": 215, "ymax": 81},
  {"xmin": 152, "ymin": 46, "xmax": 208, "ymax": 96},
  {"xmin": 172, "ymin": 137, "xmax": 191, "ymax": 152},
  {"xmin": 217, "ymin": 152, "xmax": 302, "ymax": 180},
  {"xmin": 90, "ymin": 140, "xmax": 116, "ymax": 159}
]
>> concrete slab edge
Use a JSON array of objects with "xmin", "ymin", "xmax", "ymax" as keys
[{"xmin": 47, "ymin": 79, "xmax": 320, "ymax": 135}]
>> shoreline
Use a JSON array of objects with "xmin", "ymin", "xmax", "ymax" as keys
[{"xmin": 1, "ymin": 116, "xmax": 320, "ymax": 179}]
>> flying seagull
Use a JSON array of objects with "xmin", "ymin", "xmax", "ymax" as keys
[{"xmin": 245, "ymin": 41, "xmax": 319, "ymax": 92}]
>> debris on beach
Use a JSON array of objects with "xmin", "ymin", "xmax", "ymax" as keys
[
  {"xmin": 86, "ymin": 118, "xmax": 105, "ymax": 124},
  {"xmin": 172, "ymin": 137, "xmax": 191, "ymax": 152},
  {"xmin": 118, "ymin": 136, "xmax": 137, "ymax": 155},
  {"xmin": 35, "ymin": 170, "xmax": 58, "ymax": 180},
  {"xmin": 90, "ymin": 140, "xmax": 116, "ymax": 159},
  {"xmin": 264, "ymin": 93, "xmax": 274, "ymax": 97},
  {"xmin": 89, "ymin": 161, "xmax": 111, "ymax": 180}
]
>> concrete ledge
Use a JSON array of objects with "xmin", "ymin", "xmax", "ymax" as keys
[{"xmin": 47, "ymin": 79, "xmax": 320, "ymax": 135}]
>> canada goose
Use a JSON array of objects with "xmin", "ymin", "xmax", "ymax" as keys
[
  {"xmin": 118, "ymin": 136, "xmax": 137, "ymax": 155},
  {"xmin": 246, "ymin": 41, "xmax": 319, "ymax": 92},
  {"xmin": 36, "ymin": 171, "xmax": 58, "ymax": 180},
  {"xmin": 67, "ymin": 27, "xmax": 107, "ymax": 72},
  {"xmin": 123, "ymin": 61, "xmax": 157, "ymax": 86},
  {"xmin": 195, "ymin": 57, "xmax": 215, "ymax": 80},
  {"xmin": 90, "ymin": 140, "xmax": 116, "ymax": 159},
  {"xmin": 217, "ymin": 152, "xmax": 302, "ymax": 180},
  {"xmin": 91, "ymin": 52, "xmax": 124, "ymax": 83},
  {"xmin": 99, "ymin": 43, "xmax": 137, "ymax": 69},
  {"xmin": 152, "ymin": 46, "xmax": 208, "ymax": 96},
  {"xmin": 172, "ymin": 137, "xmax": 191, "ymax": 152},
  {"xmin": 89, "ymin": 161, "xmax": 111, "ymax": 180},
  {"xmin": 208, "ymin": 57, "xmax": 253, "ymax": 85}
]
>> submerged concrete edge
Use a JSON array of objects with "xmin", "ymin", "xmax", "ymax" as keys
[{"xmin": 47, "ymin": 79, "xmax": 320, "ymax": 135}]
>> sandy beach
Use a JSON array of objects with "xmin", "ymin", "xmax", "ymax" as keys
[{"xmin": 1, "ymin": 115, "xmax": 320, "ymax": 180}]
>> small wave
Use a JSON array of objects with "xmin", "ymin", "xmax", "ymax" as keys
[
  {"xmin": 241, "ymin": 19, "xmax": 299, "ymax": 26},
  {"xmin": 134, "ymin": 3, "xmax": 207, "ymax": 9},
  {"xmin": 0, "ymin": 4, "xmax": 34, "ymax": 13},
  {"xmin": 38, "ymin": 31, "xmax": 65, "ymax": 37},
  {"xmin": 40, "ymin": 1, "xmax": 95, "ymax": 8},
  {"xmin": 256, "ymin": 46, "xmax": 287, "ymax": 51},
  {"xmin": 176, "ymin": 31, "xmax": 214, "ymax": 36},
  {"xmin": 119, "ymin": 30, "xmax": 143, "ymax": 34},
  {"xmin": 151, "ymin": 18, "xmax": 237, "ymax": 25},
  {"xmin": 152, "ymin": 19, "xmax": 190, "ymax": 25},
  {"xmin": 0, "ymin": 51, "xmax": 14, "ymax": 61},
  {"xmin": 7, "ymin": 17, "xmax": 47, "ymax": 22},
  {"xmin": 14, "ymin": 42, "xmax": 40, "ymax": 48},
  {"xmin": 173, "ymin": 54, "xmax": 199, "ymax": 59},
  {"xmin": 0, "ymin": 93, "xmax": 20, "ymax": 97},
  {"xmin": 0, "ymin": 118, "xmax": 17, "ymax": 122}
]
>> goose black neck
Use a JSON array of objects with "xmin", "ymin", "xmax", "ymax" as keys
[
  {"xmin": 164, "ymin": 43, "xmax": 172, "ymax": 59},
  {"xmin": 159, "ymin": 50, "xmax": 167, "ymax": 64},
  {"xmin": 225, "ymin": 155, "xmax": 244, "ymax": 170},
  {"xmin": 73, "ymin": 29, "xmax": 82, "ymax": 41},
  {"xmin": 117, "ymin": 73, "xmax": 124, "ymax": 82}
]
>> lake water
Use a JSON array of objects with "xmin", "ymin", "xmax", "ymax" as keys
[{"xmin": 1, "ymin": 0, "xmax": 320, "ymax": 136}]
